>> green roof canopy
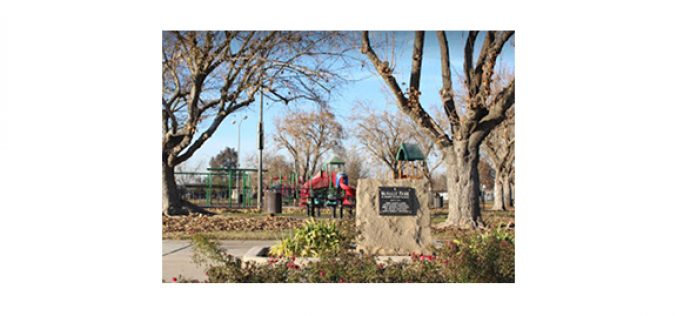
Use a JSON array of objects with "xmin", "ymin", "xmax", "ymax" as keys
[
  {"xmin": 326, "ymin": 155, "xmax": 345, "ymax": 165},
  {"xmin": 396, "ymin": 143, "xmax": 425, "ymax": 161}
]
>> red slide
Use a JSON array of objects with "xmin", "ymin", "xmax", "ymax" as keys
[
  {"xmin": 299, "ymin": 172, "xmax": 330, "ymax": 206},
  {"xmin": 338, "ymin": 181, "xmax": 356, "ymax": 206}
]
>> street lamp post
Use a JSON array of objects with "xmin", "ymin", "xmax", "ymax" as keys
[
  {"xmin": 257, "ymin": 90, "xmax": 264, "ymax": 210},
  {"xmin": 232, "ymin": 115, "xmax": 248, "ymax": 168}
]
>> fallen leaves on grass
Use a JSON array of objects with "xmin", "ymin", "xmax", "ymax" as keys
[
  {"xmin": 431, "ymin": 210, "xmax": 514, "ymax": 233},
  {"xmin": 163, "ymin": 215, "xmax": 306, "ymax": 234}
]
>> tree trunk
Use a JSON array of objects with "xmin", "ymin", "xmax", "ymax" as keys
[
  {"xmin": 442, "ymin": 142, "xmax": 483, "ymax": 228},
  {"xmin": 492, "ymin": 170, "xmax": 506, "ymax": 210},
  {"xmin": 510, "ymin": 181, "xmax": 515, "ymax": 207},
  {"xmin": 502, "ymin": 173, "xmax": 513, "ymax": 208},
  {"xmin": 162, "ymin": 161, "xmax": 187, "ymax": 216}
]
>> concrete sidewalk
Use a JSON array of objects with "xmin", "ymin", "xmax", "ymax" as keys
[{"xmin": 162, "ymin": 240, "xmax": 276, "ymax": 282}]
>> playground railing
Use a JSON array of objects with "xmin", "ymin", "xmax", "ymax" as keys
[{"xmin": 175, "ymin": 171, "xmax": 257, "ymax": 208}]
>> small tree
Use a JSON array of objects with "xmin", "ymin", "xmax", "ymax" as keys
[
  {"xmin": 362, "ymin": 31, "xmax": 514, "ymax": 228},
  {"xmin": 352, "ymin": 103, "xmax": 409, "ymax": 179},
  {"xmin": 274, "ymin": 106, "xmax": 344, "ymax": 181},
  {"xmin": 209, "ymin": 147, "xmax": 238, "ymax": 170}
]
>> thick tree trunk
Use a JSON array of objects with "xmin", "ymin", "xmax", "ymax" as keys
[
  {"xmin": 442, "ymin": 142, "xmax": 484, "ymax": 229},
  {"xmin": 162, "ymin": 161, "xmax": 187, "ymax": 216},
  {"xmin": 492, "ymin": 171, "xmax": 506, "ymax": 210}
]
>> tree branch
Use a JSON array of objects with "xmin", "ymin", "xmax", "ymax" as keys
[
  {"xmin": 436, "ymin": 31, "xmax": 460, "ymax": 132},
  {"xmin": 477, "ymin": 79, "xmax": 515, "ymax": 132},
  {"xmin": 481, "ymin": 142, "xmax": 500, "ymax": 167},
  {"xmin": 174, "ymin": 96, "xmax": 256, "ymax": 166},
  {"xmin": 469, "ymin": 79, "xmax": 515, "ymax": 148},
  {"xmin": 479, "ymin": 31, "xmax": 514, "ymax": 98},
  {"xmin": 361, "ymin": 31, "xmax": 451, "ymax": 148},
  {"xmin": 409, "ymin": 31, "xmax": 425, "ymax": 92},
  {"xmin": 464, "ymin": 31, "xmax": 479, "ymax": 95}
]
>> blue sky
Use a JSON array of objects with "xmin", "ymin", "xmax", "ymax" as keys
[{"xmin": 182, "ymin": 31, "xmax": 514, "ymax": 170}]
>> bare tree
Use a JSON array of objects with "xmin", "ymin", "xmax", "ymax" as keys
[
  {"xmin": 274, "ymin": 107, "xmax": 344, "ymax": 181},
  {"xmin": 352, "ymin": 103, "xmax": 408, "ymax": 179},
  {"xmin": 362, "ymin": 31, "xmax": 515, "ymax": 228},
  {"xmin": 162, "ymin": 31, "xmax": 348, "ymax": 215},
  {"xmin": 478, "ymin": 157, "xmax": 495, "ymax": 195},
  {"xmin": 353, "ymin": 102, "xmax": 446, "ymax": 184},
  {"xmin": 335, "ymin": 145, "xmax": 370, "ymax": 183},
  {"xmin": 244, "ymin": 149, "xmax": 296, "ymax": 194},
  {"xmin": 482, "ymin": 107, "xmax": 514, "ymax": 210}
]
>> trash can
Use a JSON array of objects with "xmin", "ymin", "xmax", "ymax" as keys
[
  {"xmin": 266, "ymin": 190, "xmax": 282, "ymax": 214},
  {"xmin": 434, "ymin": 194, "xmax": 444, "ymax": 209}
]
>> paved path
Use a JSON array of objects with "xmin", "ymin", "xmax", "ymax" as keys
[{"xmin": 162, "ymin": 240, "xmax": 276, "ymax": 282}]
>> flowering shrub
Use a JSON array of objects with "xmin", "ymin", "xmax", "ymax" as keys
[
  {"xmin": 435, "ymin": 228, "xmax": 515, "ymax": 282},
  {"xmin": 193, "ymin": 227, "xmax": 514, "ymax": 283},
  {"xmin": 162, "ymin": 275, "xmax": 204, "ymax": 283}
]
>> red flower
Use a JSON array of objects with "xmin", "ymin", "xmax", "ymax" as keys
[
  {"xmin": 291, "ymin": 256, "xmax": 296, "ymax": 262},
  {"xmin": 419, "ymin": 255, "xmax": 435, "ymax": 262},
  {"xmin": 339, "ymin": 277, "xmax": 345, "ymax": 283},
  {"xmin": 172, "ymin": 277, "xmax": 177, "ymax": 282},
  {"xmin": 319, "ymin": 270, "xmax": 326, "ymax": 277}
]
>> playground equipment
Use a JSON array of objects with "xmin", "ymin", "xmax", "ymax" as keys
[
  {"xmin": 395, "ymin": 142, "xmax": 443, "ymax": 209},
  {"xmin": 395, "ymin": 143, "xmax": 426, "ymax": 179},
  {"xmin": 267, "ymin": 172, "xmax": 300, "ymax": 206},
  {"xmin": 175, "ymin": 168, "xmax": 263, "ymax": 208},
  {"xmin": 298, "ymin": 155, "xmax": 356, "ymax": 218}
]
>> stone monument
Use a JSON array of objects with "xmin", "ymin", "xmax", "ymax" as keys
[{"xmin": 355, "ymin": 178, "xmax": 433, "ymax": 255}]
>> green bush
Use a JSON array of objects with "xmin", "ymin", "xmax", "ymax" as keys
[{"xmin": 268, "ymin": 219, "xmax": 343, "ymax": 258}]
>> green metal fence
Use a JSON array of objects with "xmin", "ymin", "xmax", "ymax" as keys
[
  {"xmin": 175, "ymin": 168, "xmax": 261, "ymax": 208},
  {"xmin": 176, "ymin": 169, "xmax": 311, "ymax": 209}
]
